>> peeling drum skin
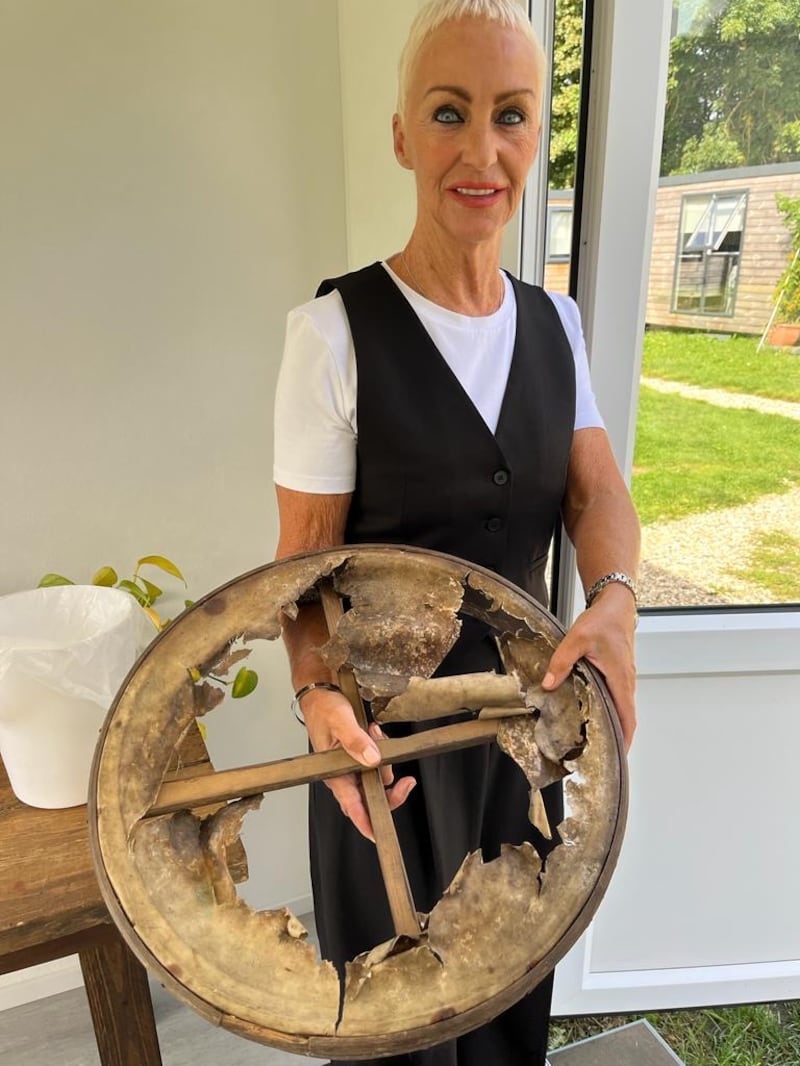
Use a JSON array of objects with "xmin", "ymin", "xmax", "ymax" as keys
[{"xmin": 92, "ymin": 547, "xmax": 624, "ymax": 1056}]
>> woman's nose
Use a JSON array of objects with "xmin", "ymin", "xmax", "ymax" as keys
[{"xmin": 461, "ymin": 122, "xmax": 498, "ymax": 171}]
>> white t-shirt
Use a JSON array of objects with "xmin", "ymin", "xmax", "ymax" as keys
[{"xmin": 274, "ymin": 263, "xmax": 603, "ymax": 494}]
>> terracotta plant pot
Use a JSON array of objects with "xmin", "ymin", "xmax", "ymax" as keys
[{"xmin": 767, "ymin": 323, "xmax": 800, "ymax": 347}]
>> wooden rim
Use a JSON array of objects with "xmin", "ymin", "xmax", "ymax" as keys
[{"xmin": 89, "ymin": 545, "xmax": 627, "ymax": 1058}]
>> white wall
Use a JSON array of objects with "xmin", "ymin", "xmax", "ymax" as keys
[
  {"xmin": 554, "ymin": 612, "xmax": 800, "ymax": 1014},
  {"xmin": 0, "ymin": 0, "xmax": 346, "ymax": 596},
  {"xmin": 0, "ymin": 0, "xmax": 348, "ymax": 1002},
  {"xmin": 337, "ymin": 0, "xmax": 420, "ymax": 269}
]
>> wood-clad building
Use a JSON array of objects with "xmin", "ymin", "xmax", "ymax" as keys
[
  {"xmin": 543, "ymin": 187, "xmax": 573, "ymax": 298},
  {"xmin": 544, "ymin": 162, "xmax": 800, "ymax": 335}
]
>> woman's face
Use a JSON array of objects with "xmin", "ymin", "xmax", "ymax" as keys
[{"xmin": 394, "ymin": 18, "xmax": 543, "ymax": 249}]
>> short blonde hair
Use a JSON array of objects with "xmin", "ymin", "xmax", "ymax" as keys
[{"xmin": 397, "ymin": 0, "xmax": 547, "ymax": 119}]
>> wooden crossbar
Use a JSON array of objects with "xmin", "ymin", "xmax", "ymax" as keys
[
  {"xmin": 318, "ymin": 582, "xmax": 421, "ymax": 937},
  {"xmin": 147, "ymin": 718, "xmax": 500, "ymax": 818}
]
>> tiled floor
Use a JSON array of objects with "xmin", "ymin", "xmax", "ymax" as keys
[
  {"xmin": 0, "ymin": 977, "xmax": 327, "ymax": 1065},
  {"xmin": 1, "ymin": 997, "xmax": 687, "ymax": 1066}
]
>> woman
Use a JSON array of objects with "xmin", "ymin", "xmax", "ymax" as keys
[{"xmin": 274, "ymin": 2, "xmax": 640, "ymax": 1063}]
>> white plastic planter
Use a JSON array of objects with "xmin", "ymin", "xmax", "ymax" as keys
[{"xmin": 0, "ymin": 585, "xmax": 156, "ymax": 808}]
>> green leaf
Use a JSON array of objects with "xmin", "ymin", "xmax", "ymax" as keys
[
  {"xmin": 136, "ymin": 555, "xmax": 186, "ymax": 584},
  {"xmin": 142, "ymin": 606, "xmax": 162, "ymax": 630},
  {"xmin": 140, "ymin": 578, "xmax": 163, "ymax": 604},
  {"xmin": 184, "ymin": 599, "xmax": 195, "ymax": 610},
  {"xmin": 117, "ymin": 579, "xmax": 150, "ymax": 606},
  {"xmin": 231, "ymin": 667, "xmax": 258, "ymax": 699},
  {"xmin": 92, "ymin": 566, "xmax": 118, "ymax": 587},
  {"xmin": 38, "ymin": 573, "xmax": 74, "ymax": 587}
]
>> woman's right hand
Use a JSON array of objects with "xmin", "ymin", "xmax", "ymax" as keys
[
  {"xmin": 300, "ymin": 687, "xmax": 416, "ymax": 841},
  {"xmin": 274, "ymin": 487, "xmax": 415, "ymax": 838}
]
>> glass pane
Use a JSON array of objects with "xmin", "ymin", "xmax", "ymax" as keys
[
  {"xmin": 544, "ymin": 0, "xmax": 583, "ymax": 300},
  {"xmin": 636, "ymin": 0, "xmax": 800, "ymax": 610},
  {"xmin": 540, "ymin": 0, "xmax": 587, "ymax": 606},
  {"xmin": 673, "ymin": 191, "xmax": 746, "ymax": 315},
  {"xmin": 681, "ymin": 196, "xmax": 711, "ymax": 247},
  {"xmin": 548, "ymin": 207, "xmax": 574, "ymax": 260},
  {"xmin": 709, "ymin": 194, "xmax": 744, "ymax": 249}
]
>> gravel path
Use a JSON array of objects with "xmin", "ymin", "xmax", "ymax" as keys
[
  {"xmin": 640, "ymin": 487, "xmax": 800, "ymax": 607},
  {"xmin": 640, "ymin": 376, "xmax": 800, "ymax": 420},
  {"xmin": 638, "ymin": 378, "xmax": 800, "ymax": 608}
]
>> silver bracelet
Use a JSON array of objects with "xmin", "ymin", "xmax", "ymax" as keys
[
  {"xmin": 585, "ymin": 571, "xmax": 638, "ymax": 609},
  {"xmin": 291, "ymin": 680, "xmax": 341, "ymax": 725}
]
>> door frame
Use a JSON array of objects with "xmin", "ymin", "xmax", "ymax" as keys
[{"xmin": 520, "ymin": 0, "xmax": 800, "ymax": 1015}]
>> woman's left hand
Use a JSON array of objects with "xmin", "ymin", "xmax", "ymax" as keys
[{"xmin": 541, "ymin": 583, "xmax": 637, "ymax": 750}]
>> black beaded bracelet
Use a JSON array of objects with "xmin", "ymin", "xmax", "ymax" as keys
[{"xmin": 291, "ymin": 681, "xmax": 341, "ymax": 725}]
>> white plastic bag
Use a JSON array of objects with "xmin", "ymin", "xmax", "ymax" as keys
[{"xmin": 0, "ymin": 585, "xmax": 156, "ymax": 808}]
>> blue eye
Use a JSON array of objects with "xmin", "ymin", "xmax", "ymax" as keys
[
  {"xmin": 497, "ymin": 108, "xmax": 525, "ymax": 126},
  {"xmin": 434, "ymin": 105, "xmax": 463, "ymax": 124}
]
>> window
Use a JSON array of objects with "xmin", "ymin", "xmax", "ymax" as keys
[
  {"xmin": 671, "ymin": 191, "xmax": 747, "ymax": 316},
  {"xmin": 546, "ymin": 205, "xmax": 573, "ymax": 261}
]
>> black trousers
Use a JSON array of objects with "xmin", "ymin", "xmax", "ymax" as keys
[{"xmin": 309, "ymin": 625, "xmax": 562, "ymax": 1066}]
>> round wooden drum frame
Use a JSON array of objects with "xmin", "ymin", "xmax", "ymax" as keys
[{"xmin": 89, "ymin": 545, "xmax": 627, "ymax": 1059}]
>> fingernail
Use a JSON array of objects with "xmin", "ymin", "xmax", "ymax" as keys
[
  {"xmin": 542, "ymin": 672, "xmax": 555, "ymax": 689},
  {"xmin": 362, "ymin": 742, "xmax": 380, "ymax": 764}
]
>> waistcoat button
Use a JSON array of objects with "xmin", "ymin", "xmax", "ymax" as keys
[
  {"xmin": 485, "ymin": 517, "xmax": 503, "ymax": 532},
  {"xmin": 492, "ymin": 469, "xmax": 510, "ymax": 486}
]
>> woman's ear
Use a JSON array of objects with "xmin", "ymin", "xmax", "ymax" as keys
[{"xmin": 392, "ymin": 113, "xmax": 413, "ymax": 170}]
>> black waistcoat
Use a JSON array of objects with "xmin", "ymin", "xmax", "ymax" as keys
[{"xmin": 316, "ymin": 263, "xmax": 575, "ymax": 606}]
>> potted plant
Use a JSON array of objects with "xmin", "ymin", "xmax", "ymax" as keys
[
  {"xmin": 39, "ymin": 555, "xmax": 258, "ymax": 698},
  {"xmin": 0, "ymin": 555, "xmax": 260, "ymax": 809},
  {"xmin": 40, "ymin": 553, "xmax": 188, "ymax": 629},
  {"xmin": 768, "ymin": 193, "xmax": 800, "ymax": 348}
]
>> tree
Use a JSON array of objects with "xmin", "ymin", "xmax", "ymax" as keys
[
  {"xmin": 548, "ymin": 0, "xmax": 800, "ymax": 187},
  {"xmin": 662, "ymin": 0, "xmax": 800, "ymax": 175},
  {"xmin": 548, "ymin": 0, "xmax": 583, "ymax": 189}
]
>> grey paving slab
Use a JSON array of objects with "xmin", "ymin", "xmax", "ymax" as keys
[{"xmin": 548, "ymin": 1019, "xmax": 684, "ymax": 1066}]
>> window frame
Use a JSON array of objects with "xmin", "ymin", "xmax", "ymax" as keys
[
  {"xmin": 670, "ymin": 189, "xmax": 749, "ymax": 318},
  {"xmin": 546, "ymin": 203, "xmax": 575, "ymax": 262}
]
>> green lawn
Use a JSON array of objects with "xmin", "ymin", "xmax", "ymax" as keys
[
  {"xmin": 632, "ymin": 387, "xmax": 800, "ymax": 526},
  {"xmin": 726, "ymin": 530, "xmax": 800, "ymax": 602},
  {"xmin": 642, "ymin": 330, "xmax": 800, "ymax": 403},
  {"xmin": 550, "ymin": 1002, "xmax": 800, "ymax": 1065}
]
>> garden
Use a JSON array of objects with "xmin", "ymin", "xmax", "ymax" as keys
[{"xmin": 632, "ymin": 330, "xmax": 800, "ymax": 605}]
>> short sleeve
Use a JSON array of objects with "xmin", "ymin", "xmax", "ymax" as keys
[
  {"xmin": 273, "ymin": 292, "xmax": 358, "ymax": 493},
  {"xmin": 545, "ymin": 291, "xmax": 605, "ymax": 431}
]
